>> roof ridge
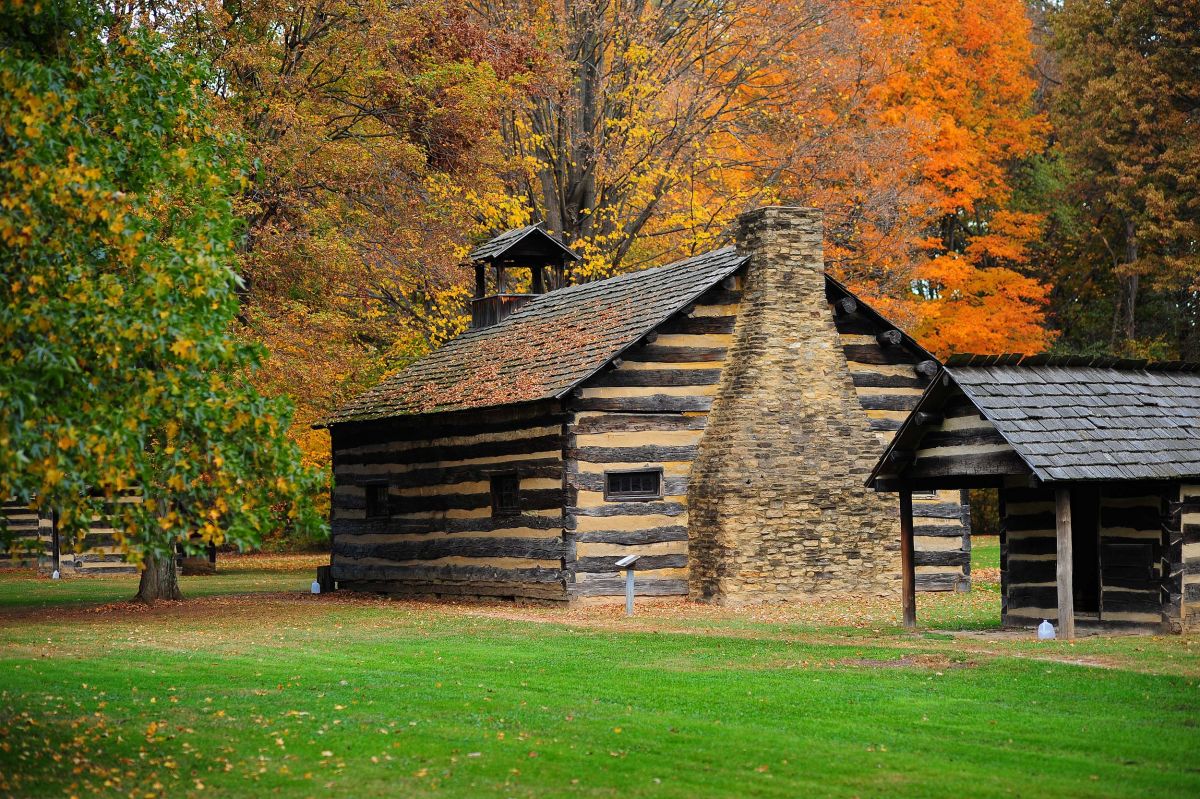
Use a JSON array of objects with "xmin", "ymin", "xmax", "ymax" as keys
[
  {"xmin": 535, "ymin": 245, "xmax": 740, "ymax": 297},
  {"xmin": 945, "ymin": 353, "xmax": 1200, "ymax": 372}
]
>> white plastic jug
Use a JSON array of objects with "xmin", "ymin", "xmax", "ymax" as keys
[
  {"xmin": 311, "ymin": 580, "xmax": 321, "ymax": 595},
  {"xmin": 1037, "ymin": 619, "xmax": 1055, "ymax": 640}
]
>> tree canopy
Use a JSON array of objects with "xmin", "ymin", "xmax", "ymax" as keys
[
  {"xmin": 0, "ymin": 0, "xmax": 323, "ymax": 586},
  {"xmin": 1048, "ymin": 0, "xmax": 1200, "ymax": 357},
  {"xmin": 5, "ymin": 0, "xmax": 1198, "ymax": 548}
]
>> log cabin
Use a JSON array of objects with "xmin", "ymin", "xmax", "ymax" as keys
[
  {"xmin": 1, "ymin": 494, "xmax": 215, "ymax": 576},
  {"xmin": 320, "ymin": 206, "xmax": 972, "ymax": 603},
  {"xmin": 868, "ymin": 353, "xmax": 1200, "ymax": 635}
]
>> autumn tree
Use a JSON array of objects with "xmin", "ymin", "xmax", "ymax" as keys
[
  {"xmin": 1049, "ymin": 0, "xmax": 1200, "ymax": 356},
  {"xmin": 474, "ymin": 0, "xmax": 857, "ymax": 276},
  {"xmin": 0, "ymin": 0, "xmax": 323, "ymax": 600},
  {"xmin": 818, "ymin": 0, "xmax": 1055, "ymax": 354},
  {"xmin": 105, "ymin": 0, "xmax": 541, "ymax": 494}
]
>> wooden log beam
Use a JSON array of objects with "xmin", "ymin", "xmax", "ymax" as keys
[
  {"xmin": 842, "ymin": 344, "xmax": 916, "ymax": 366},
  {"xmin": 900, "ymin": 488, "xmax": 917, "ymax": 628},
  {"xmin": 571, "ymin": 577, "xmax": 688, "ymax": 597},
  {"xmin": 914, "ymin": 360, "xmax": 940, "ymax": 380},
  {"xmin": 576, "ymin": 554, "xmax": 687, "ymax": 572},
  {"xmin": 914, "ymin": 411, "xmax": 944, "ymax": 427},
  {"xmin": 834, "ymin": 297, "xmax": 857, "ymax": 317},
  {"xmin": 589, "ymin": 368, "xmax": 722, "ymax": 388},
  {"xmin": 850, "ymin": 371, "xmax": 927, "ymax": 389},
  {"xmin": 623, "ymin": 345, "xmax": 727, "ymax": 363},
  {"xmin": 858, "ymin": 394, "xmax": 922, "ymax": 412},
  {"xmin": 570, "ymin": 396, "xmax": 714, "ymax": 413},
  {"xmin": 877, "ymin": 329, "xmax": 903, "ymax": 347},
  {"xmin": 1055, "ymin": 487, "xmax": 1076, "ymax": 640},
  {"xmin": 913, "ymin": 549, "xmax": 970, "ymax": 567},
  {"xmin": 568, "ymin": 444, "xmax": 699, "ymax": 463},
  {"xmin": 570, "ymin": 413, "xmax": 706, "ymax": 435},
  {"xmin": 658, "ymin": 315, "xmax": 736, "ymax": 334},
  {"xmin": 575, "ymin": 526, "xmax": 689, "ymax": 545},
  {"xmin": 903, "ymin": 451, "xmax": 1031, "ymax": 480}
]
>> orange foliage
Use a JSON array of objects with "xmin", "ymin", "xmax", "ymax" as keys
[
  {"xmin": 732, "ymin": 0, "xmax": 1055, "ymax": 356},
  {"xmin": 913, "ymin": 254, "xmax": 1053, "ymax": 355},
  {"xmin": 868, "ymin": 0, "xmax": 1055, "ymax": 355}
]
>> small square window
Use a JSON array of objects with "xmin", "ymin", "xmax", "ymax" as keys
[
  {"xmin": 365, "ymin": 484, "xmax": 390, "ymax": 519},
  {"xmin": 491, "ymin": 475, "xmax": 520, "ymax": 516},
  {"xmin": 604, "ymin": 469, "xmax": 662, "ymax": 501}
]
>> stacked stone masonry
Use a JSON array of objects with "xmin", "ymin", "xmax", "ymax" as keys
[{"xmin": 688, "ymin": 207, "xmax": 903, "ymax": 603}]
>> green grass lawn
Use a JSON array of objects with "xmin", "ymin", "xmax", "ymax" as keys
[
  {"xmin": 0, "ymin": 554, "xmax": 325, "ymax": 612},
  {"xmin": 972, "ymin": 536, "xmax": 1001, "ymax": 573},
  {"xmin": 2, "ymin": 558, "xmax": 1198, "ymax": 799}
]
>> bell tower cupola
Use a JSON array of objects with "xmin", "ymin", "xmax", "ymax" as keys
[{"xmin": 467, "ymin": 224, "xmax": 580, "ymax": 329}]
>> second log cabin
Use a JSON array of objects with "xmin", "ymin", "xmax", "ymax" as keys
[
  {"xmin": 320, "ymin": 206, "xmax": 972, "ymax": 603},
  {"xmin": 869, "ymin": 354, "xmax": 1200, "ymax": 635}
]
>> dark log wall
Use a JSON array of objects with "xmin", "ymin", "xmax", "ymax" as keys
[
  {"xmin": 329, "ymin": 402, "xmax": 570, "ymax": 600},
  {"xmin": 1000, "ymin": 485, "xmax": 1060, "ymax": 626},
  {"xmin": 1002, "ymin": 482, "xmax": 1167, "ymax": 630},
  {"xmin": 2, "ymin": 497, "xmax": 139, "ymax": 574},
  {"xmin": 836, "ymin": 310, "xmax": 974, "ymax": 591},
  {"xmin": 564, "ymin": 282, "xmax": 741, "ymax": 598},
  {"xmin": 1098, "ymin": 485, "xmax": 1163, "ymax": 627},
  {"xmin": 1171, "ymin": 483, "xmax": 1199, "ymax": 630}
]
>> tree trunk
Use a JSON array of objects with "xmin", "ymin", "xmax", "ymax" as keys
[
  {"xmin": 136, "ymin": 552, "xmax": 182, "ymax": 604},
  {"xmin": 1121, "ymin": 218, "xmax": 1139, "ymax": 343}
]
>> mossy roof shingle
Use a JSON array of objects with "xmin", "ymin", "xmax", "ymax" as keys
[{"xmin": 326, "ymin": 247, "xmax": 747, "ymax": 424}]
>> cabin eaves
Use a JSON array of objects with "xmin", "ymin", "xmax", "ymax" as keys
[{"xmin": 869, "ymin": 353, "xmax": 1200, "ymax": 486}]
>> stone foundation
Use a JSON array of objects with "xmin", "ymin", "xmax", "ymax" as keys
[{"xmin": 687, "ymin": 206, "xmax": 902, "ymax": 603}]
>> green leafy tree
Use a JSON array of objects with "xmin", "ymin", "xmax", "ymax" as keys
[
  {"xmin": 0, "ymin": 0, "xmax": 324, "ymax": 600},
  {"xmin": 1049, "ymin": 0, "xmax": 1200, "ymax": 355}
]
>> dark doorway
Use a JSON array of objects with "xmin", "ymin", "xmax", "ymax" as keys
[{"xmin": 1070, "ymin": 487, "xmax": 1101, "ymax": 614}]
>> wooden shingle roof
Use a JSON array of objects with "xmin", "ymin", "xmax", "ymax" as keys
[
  {"xmin": 882, "ymin": 354, "xmax": 1200, "ymax": 483},
  {"xmin": 467, "ymin": 224, "xmax": 581, "ymax": 262},
  {"xmin": 325, "ymin": 247, "xmax": 748, "ymax": 424}
]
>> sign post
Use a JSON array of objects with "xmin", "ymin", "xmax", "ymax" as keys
[{"xmin": 616, "ymin": 554, "xmax": 641, "ymax": 616}]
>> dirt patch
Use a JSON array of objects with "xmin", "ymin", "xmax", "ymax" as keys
[
  {"xmin": 218, "ymin": 552, "xmax": 327, "ymax": 572},
  {"xmin": 842, "ymin": 653, "xmax": 977, "ymax": 670}
]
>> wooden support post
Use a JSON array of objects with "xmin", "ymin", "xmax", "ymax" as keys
[
  {"xmin": 900, "ymin": 488, "xmax": 916, "ymax": 628},
  {"xmin": 532, "ymin": 265, "xmax": 545, "ymax": 294},
  {"xmin": 473, "ymin": 263, "xmax": 486, "ymax": 299},
  {"xmin": 1055, "ymin": 487, "xmax": 1075, "ymax": 640}
]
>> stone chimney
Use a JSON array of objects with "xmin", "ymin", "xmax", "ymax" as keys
[{"xmin": 687, "ymin": 207, "xmax": 901, "ymax": 604}]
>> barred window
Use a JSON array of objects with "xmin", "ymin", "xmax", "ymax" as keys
[
  {"xmin": 605, "ymin": 469, "xmax": 662, "ymax": 501},
  {"xmin": 490, "ymin": 475, "xmax": 521, "ymax": 516},
  {"xmin": 365, "ymin": 484, "xmax": 390, "ymax": 519}
]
